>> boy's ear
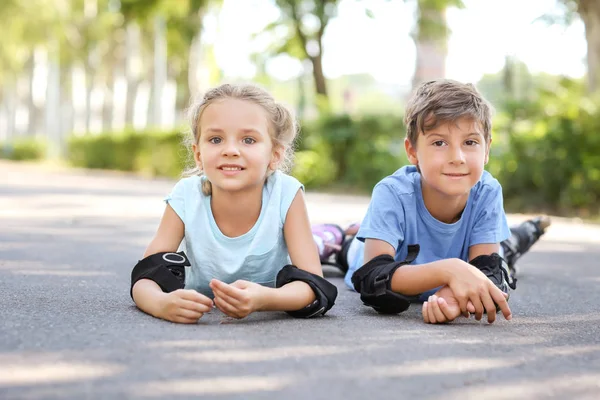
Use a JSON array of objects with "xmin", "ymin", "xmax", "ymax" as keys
[
  {"xmin": 405, "ymin": 138, "xmax": 418, "ymax": 166},
  {"xmin": 484, "ymin": 138, "xmax": 492, "ymax": 165},
  {"xmin": 192, "ymin": 143, "xmax": 202, "ymax": 170}
]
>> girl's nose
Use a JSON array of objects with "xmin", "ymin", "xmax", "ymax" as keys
[{"xmin": 222, "ymin": 141, "xmax": 240, "ymax": 157}]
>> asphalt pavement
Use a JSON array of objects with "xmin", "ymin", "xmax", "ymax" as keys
[{"xmin": 1, "ymin": 160, "xmax": 599, "ymax": 400}]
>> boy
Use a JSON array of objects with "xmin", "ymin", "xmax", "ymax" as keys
[{"xmin": 335, "ymin": 79, "xmax": 549, "ymax": 324}]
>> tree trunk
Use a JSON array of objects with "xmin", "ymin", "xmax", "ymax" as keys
[
  {"xmin": 84, "ymin": 66, "xmax": 94, "ymax": 134},
  {"xmin": 412, "ymin": 40, "xmax": 447, "ymax": 88},
  {"xmin": 3, "ymin": 82, "xmax": 17, "ymax": 141},
  {"xmin": 151, "ymin": 16, "xmax": 167, "ymax": 127},
  {"xmin": 102, "ymin": 70, "xmax": 114, "ymax": 132},
  {"xmin": 411, "ymin": 5, "xmax": 448, "ymax": 88},
  {"xmin": 125, "ymin": 23, "xmax": 141, "ymax": 127},
  {"xmin": 311, "ymin": 53, "xmax": 328, "ymax": 97},
  {"xmin": 579, "ymin": 0, "xmax": 600, "ymax": 93},
  {"xmin": 26, "ymin": 54, "xmax": 44, "ymax": 136},
  {"xmin": 45, "ymin": 55, "xmax": 62, "ymax": 157},
  {"xmin": 61, "ymin": 66, "xmax": 74, "ymax": 139}
]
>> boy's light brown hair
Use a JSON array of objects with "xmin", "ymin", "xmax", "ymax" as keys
[{"xmin": 404, "ymin": 79, "xmax": 494, "ymax": 146}]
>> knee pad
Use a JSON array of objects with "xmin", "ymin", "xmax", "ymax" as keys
[
  {"xmin": 130, "ymin": 251, "xmax": 188, "ymax": 298},
  {"xmin": 276, "ymin": 265, "xmax": 338, "ymax": 318},
  {"xmin": 351, "ymin": 245, "xmax": 420, "ymax": 314}
]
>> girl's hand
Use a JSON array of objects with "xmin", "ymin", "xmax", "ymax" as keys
[
  {"xmin": 210, "ymin": 279, "xmax": 267, "ymax": 319},
  {"xmin": 157, "ymin": 289, "xmax": 214, "ymax": 324}
]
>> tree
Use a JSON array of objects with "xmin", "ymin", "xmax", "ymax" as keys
[
  {"xmin": 119, "ymin": 0, "xmax": 215, "ymax": 123},
  {"xmin": 547, "ymin": 1, "xmax": 600, "ymax": 93},
  {"xmin": 571, "ymin": 0, "xmax": 600, "ymax": 93},
  {"xmin": 411, "ymin": 0, "xmax": 463, "ymax": 88},
  {"xmin": 260, "ymin": 0, "xmax": 340, "ymax": 104}
]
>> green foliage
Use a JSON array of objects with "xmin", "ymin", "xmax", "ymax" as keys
[
  {"xmin": 488, "ymin": 78, "xmax": 600, "ymax": 215},
  {"xmin": 59, "ymin": 80, "xmax": 600, "ymax": 216},
  {"xmin": 67, "ymin": 129, "xmax": 190, "ymax": 178},
  {"xmin": 299, "ymin": 113, "xmax": 409, "ymax": 191},
  {"xmin": 292, "ymin": 150, "xmax": 338, "ymax": 187},
  {"xmin": 0, "ymin": 139, "xmax": 47, "ymax": 161}
]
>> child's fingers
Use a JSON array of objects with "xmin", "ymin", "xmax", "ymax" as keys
[
  {"xmin": 178, "ymin": 289, "xmax": 214, "ymax": 307},
  {"xmin": 427, "ymin": 296, "xmax": 438, "ymax": 323},
  {"xmin": 422, "ymin": 301, "xmax": 430, "ymax": 323},
  {"xmin": 429, "ymin": 295, "xmax": 447, "ymax": 323},
  {"xmin": 490, "ymin": 287, "xmax": 512, "ymax": 321},
  {"xmin": 470, "ymin": 296, "xmax": 484, "ymax": 321},
  {"xmin": 437, "ymin": 297, "xmax": 456, "ymax": 322},
  {"xmin": 467, "ymin": 300, "xmax": 476, "ymax": 314},
  {"xmin": 179, "ymin": 299, "xmax": 212, "ymax": 314},
  {"xmin": 176, "ymin": 308, "xmax": 203, "ymax": 321},
  {"xmin": 211, "ymin": 280, "xmax": 245, "ymax": 302},
  {"xmin": 479, "ymin": 291, "xmax": 498, "ymax": 324},
  {"xmin": 213, "ymin": 287, "xmax": 243, "ymax": 309},
  {"xmin": 213, "ymin": 296, "xmax": 240, "ymax": 318}
]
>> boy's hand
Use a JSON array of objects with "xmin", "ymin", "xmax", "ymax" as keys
[
  {"xmin": 422, "ymin": 286, "xmax": 476, "ymax": 324},
  {"xmin": 210, "ymin": 279, "xmax": 267, "ymax": 319},
  {"xmin": 447, "ymin": 261, "xmax": 512, "ymax": 323},
  {"xmin": 157, "ymin": 289, "xmax": 214, "ymax": 324}
]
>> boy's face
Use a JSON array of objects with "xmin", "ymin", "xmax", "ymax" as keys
[{"xmin": 405, "ymin": 117, "xmax": 490, "ymax": 199}]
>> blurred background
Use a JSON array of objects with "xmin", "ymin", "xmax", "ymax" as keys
[{"xmin": 0, "ymin": 0, "xmax": 598, "ymax": 217}]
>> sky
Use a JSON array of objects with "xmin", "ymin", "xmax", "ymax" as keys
[{"xmin": 202, "ymin": 0, "xmax": 587, "ymax": 86}]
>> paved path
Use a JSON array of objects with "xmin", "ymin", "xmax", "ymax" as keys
[{"xmin": 1, "ymin": 161, "xmax": 600, "ymax": 400}]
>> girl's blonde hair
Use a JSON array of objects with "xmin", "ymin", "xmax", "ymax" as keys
[{"xmin": 183, "ymin": 83, "xmax": 298, "ymax": 195}]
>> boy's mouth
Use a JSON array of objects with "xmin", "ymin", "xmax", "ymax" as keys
[{"xmin": 443, "ymin": 173, "xmax": 469, "ymax": 177}]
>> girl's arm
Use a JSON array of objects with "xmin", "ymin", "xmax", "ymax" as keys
[
  {"xmin": 261, "ymin": 189, "xmax": 320, "ymax": 311},
  {"xmin": 132, "ymin": 205, "xmax": 213, "ymax": 323},
  {"xmin": 132, "ymin": 204, "xmax": 184, "ymax": 315}
]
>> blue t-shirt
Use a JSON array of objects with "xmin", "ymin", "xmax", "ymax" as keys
[
  {"xmin": 165, "ymin": 171, "xmax": 303, "ymax": 298},
  {"xmin": 344, "ymin": 165, "xmax": 511, "ymax": 290}
]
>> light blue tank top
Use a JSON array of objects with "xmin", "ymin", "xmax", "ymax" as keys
[{"xmin": 165, "ymin": 171, "xmax": 303, "ymax": 298}]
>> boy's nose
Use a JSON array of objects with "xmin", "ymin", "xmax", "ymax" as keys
[{"xmin": 449, "ymin": 146, "xmax": 466, "ymax": 164}]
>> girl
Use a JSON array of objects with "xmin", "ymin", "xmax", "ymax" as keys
[{"xmin": 131, "ymin": 83, "xmax": 336, "ymax": 324}]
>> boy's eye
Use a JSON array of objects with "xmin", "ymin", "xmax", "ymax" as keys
[
  {"xmin": 432, "ymin": 140, "xmax": 446, "ymax": 147},
  {"xmin": 465, "ymin": 140, "xmax": 479, "ymax": 146},
  {"xmin": 209, "ymin": 137, "xmax": 222, "ymax": 144},
  {"xmin": 243, "ymin": 137, "xmax": 256, "ymax": 145}
]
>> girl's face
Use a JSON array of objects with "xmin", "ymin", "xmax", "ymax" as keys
[
  {"xmin": 193, "ymin": 98, "xmax": 282, "ymax": 195},
  {"xmin": 405, "ymin": 117, "xmax": 490, "ymax": 204}
]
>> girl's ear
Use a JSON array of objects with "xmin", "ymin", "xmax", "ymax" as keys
[
  {"xmin": 405, "ymin": 138, "xmax": 418, "ymax": 166},
  {"xmin": 192, "ymin": 143, "xmax": 202, "ymax": 170},
  {"xmin": 269, "ymin": 144, "xmax": 284, "ymax": 171}
]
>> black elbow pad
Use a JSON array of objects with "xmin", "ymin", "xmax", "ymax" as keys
[
  {"xmin": 130, "ymin": 251, "xmax": 188, "ymax": 298},
  {"xmin": 276, "ymin": 265, "xmax": 338, "ymax": 318},
  {"xmin": 351, "ymin": 245, "xmax": 420, "ymax": 314}
]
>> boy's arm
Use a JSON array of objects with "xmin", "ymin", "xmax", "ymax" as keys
[
  {"xmin": 364, "ymin": 238, "xmax": 468, "ymax": 295},
  {"xmin": 363, "ymin": 238, "xmax": 510, "ymax": 321},
  {"xmin": 469, "ymin": 243, "xmax": 500, "ymax": 260}
]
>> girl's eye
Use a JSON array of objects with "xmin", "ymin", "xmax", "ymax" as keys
[
  {"xmin": 432, "ymin": 140, "xmax": 446, "ymax": 147},
  {"xmin": 209, "ymin": 137, "xmax": 222, "ymax": 144},
  {"xmin": 243, "ymin": 137, "xmax": 256, "ymax": 145}
]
